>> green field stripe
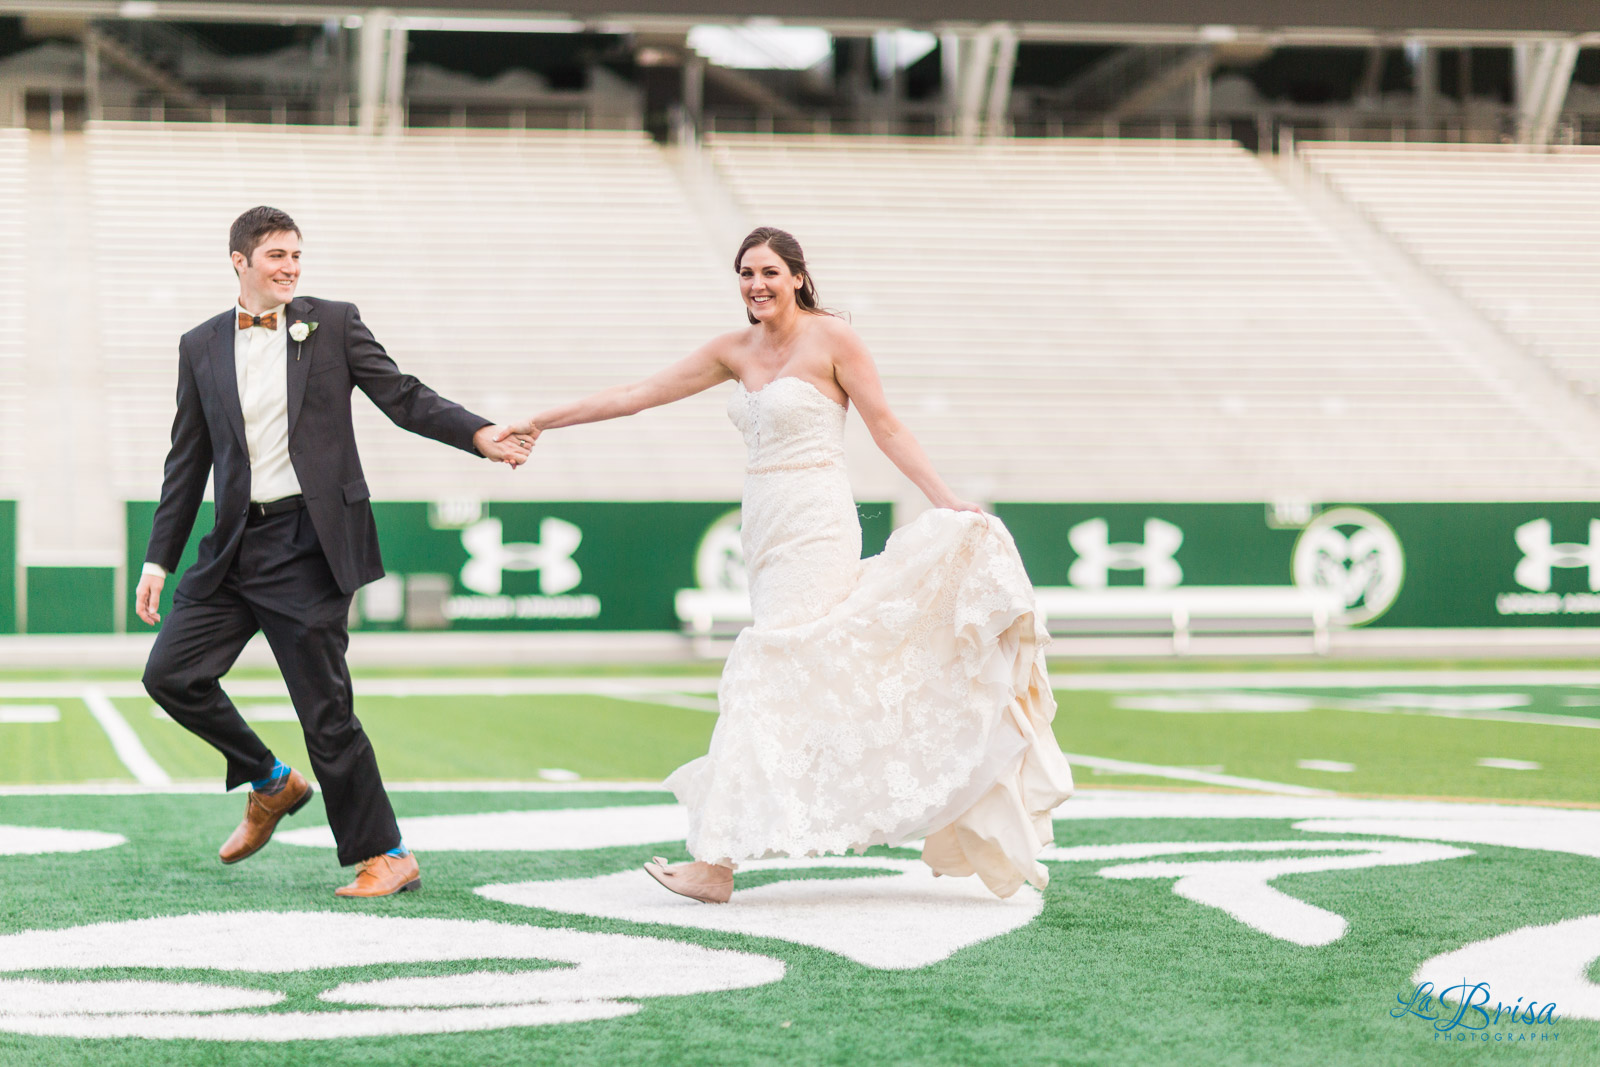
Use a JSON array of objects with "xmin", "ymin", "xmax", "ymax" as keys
[
  {"xmin": 357, "ymin": 695, "xmax": 716, "ymax": 781},
  {"xmin": 1282, "ymin": 686, "xmax": 1600, "ymax": 726},
  {"xmin": 114, "ymin": 699, "xmax": 313, "ymax": 783},
  {"xmin": 1055, "ymin": 690, "xmax": 1600, "ymax": 805},
  {"xmin": 114, "ymin": 693, "xmax": 716, "ymax": 786},
  {"xmin": 0, "ymin": 700, "xmax": 132, "ymax": 785},
  {"xmin": 1062, "ymin": 752, "xmax": 1332, "ymax": 795}
]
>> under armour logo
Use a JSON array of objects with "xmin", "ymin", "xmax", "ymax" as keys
[
  {"xmin": 1067, "ymin": 517, "xmax": 1183, "ymax": 589},
  {"xmin": 460, "ymin": 517, "xmax": 582, "ymax": 596},
  {"xmin": 1514, "ymin": 518, "xmax": 1600, "ymax": 592}
]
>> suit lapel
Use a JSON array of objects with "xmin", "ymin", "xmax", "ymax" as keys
[
  {"xmin": 286, "ymin": 296, "xmax": 313, "ymax": 437},
  {"xmin": 210, "ymin": 313, "xmax": 248, "ymax": 453}
]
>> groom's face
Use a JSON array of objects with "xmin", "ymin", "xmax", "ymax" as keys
[{"xmin": 233, "ymin": 230, "xmax": 301, "ymax": 310}]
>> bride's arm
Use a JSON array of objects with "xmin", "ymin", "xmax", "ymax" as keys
[
  {"xmin": 833, "ymin": 326, "xmax": 981, "ymax": 513},
  {"xmin": 499, "ymin": 338, "xmax": 736, "ymax": 438}
]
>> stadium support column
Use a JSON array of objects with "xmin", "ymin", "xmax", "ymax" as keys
[
  {"xmin": 83, "ymin": 34, "xmax": 100, "ymax": 122},
  {"xmin": 1514, "ymin": 38, "xmax": 1579, "ymax": 146},
  {"xmin": 682, "ymin": 52, "xmax": 704, "ymax": 143},
  {"xmin": 945, "ymin": 24, "xmax": 1011, "ymax": 140},
  {"xmin": 984, "ymin": 26, "xmax": 1018, "ymax": 137},
  {"xmin": 384, "ymin": 18, "xmax": 407, "ymax": 131},
  {"xmin": 1410, "ymin": 41, "xmax": 1437, "ymax": 135},
  {"xmin": 357, "ymin": 8, "xmax": 394, "ymax": 133}
]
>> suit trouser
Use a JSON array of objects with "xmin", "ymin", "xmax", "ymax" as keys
[{"xmin": 142, "ymin": 505, "xmax": 401, "ymax": 867}]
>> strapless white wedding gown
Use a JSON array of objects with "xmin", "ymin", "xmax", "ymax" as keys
[{"xmin": 664, "ymin": 376, "xmax": 1074, "ymax": 898}]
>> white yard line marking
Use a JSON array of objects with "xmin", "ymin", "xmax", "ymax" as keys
[
  {"xmin": 2, "ymin": 669, "xmax": 1599, "ymax": 703},
  {"xmin": 0, "ymin": 705, "xmax": 59, "ymax": 723},
  {"xmin": 1297, "ymin": 760, "xmax": 1357, "ymax": 773},
  {"xmin": 0, "ymin": 670, "xmax": 1595, "ymax": 703},
  {"xmin": 1060, "ymin": 753, "xmax": 1334, "ymax": 797},
  {"xmin": 601, "ymin": 691, "xmax": 721, "ymax": 714},
  {"xmin": 1049, "ymin": 670, "xmax": 1600, "ymax": 690},
  {"xmin": 80, "ymin": 688, "xmax": 172, "ymax": 787},
  {"xmin": 0, "ymin": 780, "xmax": 671, "ymax": 797},
  {"xmin": 1477, "ymin": 758, "xmax": 1542, "ymax": 771},
  {"xmin": 1335, "ymin": 704, "xmax": 1600, "ymax": 729},
  {"xmin": 0, "ymin": 678, "xmax": 724, "ymax": 700}
]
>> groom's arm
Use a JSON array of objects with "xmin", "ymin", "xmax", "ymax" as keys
[
  {"xmin": 146, "ymin": 341, "xmax": 213, "ymax": 574},
  {"xmin": 342, "ymin": 303, "xmax": 495, "ymax": 456}
]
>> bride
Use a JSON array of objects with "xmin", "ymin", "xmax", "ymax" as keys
[{"xmin": 499, "ymin": 227, "xmax": 1073, "ymax": 901}]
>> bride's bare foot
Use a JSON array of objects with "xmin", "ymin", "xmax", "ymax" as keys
[{"xmin": 643, "ymin": 856, "xmax": 734, "ymax": 904}]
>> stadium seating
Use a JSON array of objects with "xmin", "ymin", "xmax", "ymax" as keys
[
  {"xmin": 0, "ymin": 129, "xmax": 25, "ymax": 495},
  {"xmin": 707, "ymin": 135, "xmax": 1600, "ymax": 501},
  {"xmin": 84, "ymin": 122, "xmax": 747, "ymax": 503},
  {"xmin": 1297, "ymin": 142, "xmax": 1600, "ymax": 400},
  {"xmin": 44, "ymin": 125, "xmax": 1600, "ymax": 517}
]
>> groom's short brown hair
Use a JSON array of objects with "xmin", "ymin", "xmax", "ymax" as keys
[{"xmin": 230, "ymin": 206, "xmax": 301, "ymax": 267}]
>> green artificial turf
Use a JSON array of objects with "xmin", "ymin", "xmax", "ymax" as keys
[
  {"xmin": 107, "ymin": 695, "xmax": 716, "ymax": 785},
  {"xmin": 0, "ymin": 794, "xmax": 1593, "ymax": 1066},
  {"xmin": 1055, "ymin": 690, "xmax": 1600, "ymax": 804},
  {"xmin": 0, "ymin": 700, "xmax": 131, "ymax": 785},
  {"xmin": 0, "ymin": 680, "xmax": 1589, "ymax": 808}
]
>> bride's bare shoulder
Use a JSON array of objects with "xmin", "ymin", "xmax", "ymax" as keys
[
  {"xmin": 812, "ymin": 313, "xmax": 869, "ymax": 358},
  {"xmin": 812, "ymin": 312, "xmax": 864, "ymax": 345},
  {"xmin": 707, "ymin": 325, "xmax": 761, "ymax": 352}
]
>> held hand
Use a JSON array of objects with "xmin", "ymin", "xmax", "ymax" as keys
[
  {"xmin": 493, "ymin": 418, "xmax": 540, "ymax": 445},
  {"xmin": 135, "ymin": 573, "xmax": 165, "ymax": 626},
  {"xmin": 941, "ymin": 498, "xmax": 985, "ymax": 514},
  {"xmin": 475, "ymin": 425, "xmax": 533, "ymax": 469}
]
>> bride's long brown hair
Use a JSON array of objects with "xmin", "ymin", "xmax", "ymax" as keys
[{"xmin": 736, "ymin": 227, "xmax": 829, "ymax": 325}]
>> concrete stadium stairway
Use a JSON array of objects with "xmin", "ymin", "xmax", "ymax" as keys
[
  {"xmin": 705, "ymin": 135, "xmax": 1600, "ymax": 504},
  {"xmin": 20, "ymin": 130, "xmax": 121, "ymax": 617},
  {"xmin": 1275, "ymin": 148, "xmax": 1600, "ymax": 488}
]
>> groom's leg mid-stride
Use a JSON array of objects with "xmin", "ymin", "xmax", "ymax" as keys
[{"xmin": 144, "ymin": 503, "xmax": 420, "ymax": 897}]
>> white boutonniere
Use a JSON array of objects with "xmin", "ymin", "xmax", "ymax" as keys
[{"xmin": 289, "ymin": 320, "xmax": 317, "ymax": 342}]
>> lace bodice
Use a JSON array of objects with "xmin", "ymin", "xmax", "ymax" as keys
[{"xmin": 728, "ymin": 378, "xmax": 847, "ymax": 473}]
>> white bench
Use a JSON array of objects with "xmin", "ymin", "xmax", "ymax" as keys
[
  {"xmin": 1032, "ymin": 586, "xmax": 1347, "ymax": 654},
  {"xmin": 677, "ymin": 584, "xmax": 1347, "ymax": 656},
  {"xmin": 673, "ymin": 588, "xmax": 754, "ymax": 656}
]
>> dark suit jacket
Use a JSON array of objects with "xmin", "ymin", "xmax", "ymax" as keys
[{"xmin": 145, "ymin": 295, "xmax": 491, "ymax": 599}]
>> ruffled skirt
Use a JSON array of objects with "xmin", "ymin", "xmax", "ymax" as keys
[{"xmin": 665, "ymin": 509, "xmax": 1074, "ymax": 898}]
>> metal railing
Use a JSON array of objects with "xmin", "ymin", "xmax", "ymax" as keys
[
  {"xmin": 83, "ymin": 94, "xmax": 641, "ymax": 132},
  {"xmin": 699, "ymin": 108, "xmax": 1600, "ymax": 150},
  {"xmin": 20, "ymin": 91, "xmax": 1600, "ymax": 150}
]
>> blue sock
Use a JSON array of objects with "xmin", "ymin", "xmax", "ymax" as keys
[
  {"xmin": 251, "ymin": 758, "xmax": 291, "ymax": 795},
  {"xmin": 385, "ymin": 843, "xmax": 411, "ymax": 859}
]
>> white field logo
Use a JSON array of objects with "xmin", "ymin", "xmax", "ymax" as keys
[
  {"xmin": 6, "ymin": 797, "xmax": 1600, "ymax": 1041},
  {"xmin": 1292, "ymin": 507, "xmax": 1404, "ymax": 625},
  {"xmin": 0, "ymin": 912, "xmax": 784, "ymax": 1041}
]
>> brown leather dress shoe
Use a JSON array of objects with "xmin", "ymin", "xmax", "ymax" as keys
[
  {"xmin": 334, "ymin": 852, "xmax": 422, "ymax": 898},
  {"xmin": 218, "ymin": 770, "xmax": 313, "ymax": 865},
  {"xmin": 643, "ymin": 856, "xmax": 733, "ymax": 903}
]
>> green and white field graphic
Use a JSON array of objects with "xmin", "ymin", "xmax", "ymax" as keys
[{"xmin": 0, "ymin": 669, "xmax": 1597, "ymax": 1065}]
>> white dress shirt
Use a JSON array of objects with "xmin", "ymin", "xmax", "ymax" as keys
[
  {"xmin": 236, "ymin": 303, "xmax": 303, "ymax": 505},
  {"xmin": 143, "ymin": 304, "xmax": 303, "ymax": 581}
]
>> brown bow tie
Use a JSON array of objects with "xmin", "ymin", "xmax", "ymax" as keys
[{"xmin": 238, "ymin": 311, "xmax": 278, "ymax": 331}]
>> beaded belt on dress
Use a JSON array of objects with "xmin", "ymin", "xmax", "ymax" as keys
[{"xmin": 746, "ymin": 459, "xmax": 842, "ymax": 475}]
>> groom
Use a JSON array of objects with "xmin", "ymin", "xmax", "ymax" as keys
[{"xmin": 134, "ymin": 206, "xmax": 531, "ymax": 897}]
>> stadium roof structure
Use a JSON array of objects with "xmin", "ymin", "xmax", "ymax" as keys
[{"xmin": 6, "ymin": 0, "xmax": 1600, "ymax": 41}]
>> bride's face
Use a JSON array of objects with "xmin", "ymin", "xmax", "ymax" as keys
[{"xmin": 739, "ymin": 245, "xmax": 803, "ymax": 321}]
